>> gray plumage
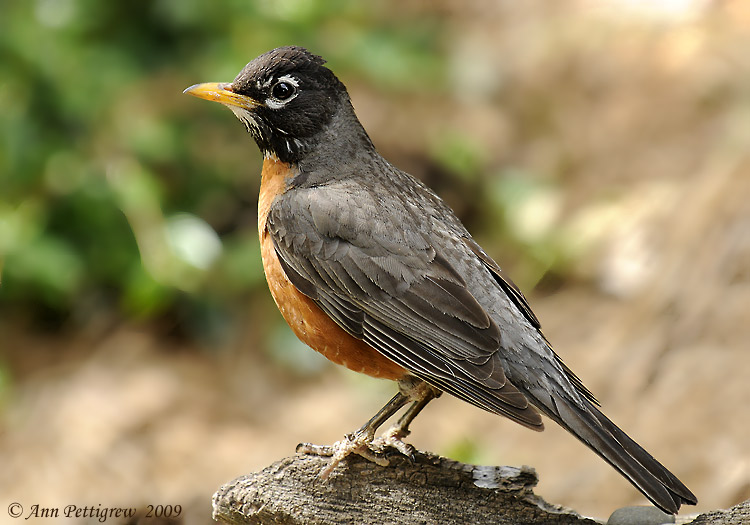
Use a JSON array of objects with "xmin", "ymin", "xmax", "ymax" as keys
[{"xmin": 194, "ymin": 46, "xmax": 698, "ymax": 514}]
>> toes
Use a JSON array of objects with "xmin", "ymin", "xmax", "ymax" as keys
[
  {"xmin": 297, "ymin": 442, "xmax": 335, "ymax": 456},
  {"xmin": 318, "ymin": 461, "xmax": 337, "ymax": 480},
  {"xmin": 374, "ymin": 435, "xmax": 416, "ymax": 461},
  {"xmin": 299, "ymin": 429, "xmax": 406, "ymax": 479},
  {"xmin": 353, "ymin": 445, "xmax": 390, "ymax": 467},
  {"xmin": 388, "ymin": 439, "xmax": 416, "ymax": 460}
]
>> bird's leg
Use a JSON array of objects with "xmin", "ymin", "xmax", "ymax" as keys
[
  {"xmin": 296, "ymin": 389, "xmax": 411, "ymax": 478},
  {"xmin": 296, "ymin": 376, "xmax": 441, "ymax": 479},
  {"xmin": 379, "ymin": 379, "xmax": 441, "ymax": 457}
]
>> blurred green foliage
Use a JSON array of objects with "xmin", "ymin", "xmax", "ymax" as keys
[{"xmin": 0, "ymin": 0, "xmax": 447, "ymax": 332}]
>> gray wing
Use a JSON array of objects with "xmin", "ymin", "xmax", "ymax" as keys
[
  {"xmin": 462, "ymin": 236, "xmax": 598, "ymax": 406},
  {"xmin": 266, "ymin": 182, "xmax": 543, "ymax": 429},
  {"xmin": 267, "ymin": 181, "xmax": 698, "ymax": 513}
]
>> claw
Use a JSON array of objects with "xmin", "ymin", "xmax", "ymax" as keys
[
  {"xmin": 295, "ymin": 380, "xmax": 440, "ymax": 478},
  {"xmin": 296, "ymin": 442, "xmax": 334, "ymax": 456},
  {"xmin": 298, "ymin": 425, "xmax": 417, "ymax": 478},
  {"xmin": 306, "ymin": 430, "xmax": 389, "ymax": 479},
  {"xmin": 379, "ymin": 424, "xmax": 417, "ymax": 460}
]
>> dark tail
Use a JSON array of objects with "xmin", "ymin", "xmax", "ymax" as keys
[{"xmin": 549, "ymin": 397, "xmax": 697, "ymax": 514}]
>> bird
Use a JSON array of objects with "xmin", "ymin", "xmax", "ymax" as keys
[{"xmin": 184, "ymin": 45, "xmax": 697, "ymax": 514}]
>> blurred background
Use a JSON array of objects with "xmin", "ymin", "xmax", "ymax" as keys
[{"xmin": 1, "ymin": 0, "xmax": 748, "ymax": 522}]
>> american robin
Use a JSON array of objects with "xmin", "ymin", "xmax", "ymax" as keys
[{"xmin": 184, "ymin": 46, "xmax": 697, "ymax": 514}]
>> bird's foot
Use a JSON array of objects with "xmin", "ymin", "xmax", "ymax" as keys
[
  {"xmin": 297, "ymin": 427, "xmax": 390, "ymax": 479},
  {"xmin": 375, "ymin": 423, "xmax": 416, "ymax": 459},
  {"xmin": 296, "ymin": 384, "xmax": 430, "ymax": 478}
]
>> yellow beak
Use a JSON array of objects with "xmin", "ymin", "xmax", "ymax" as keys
[{"xmin": 183, "ymin": 82, "xmax": 260, "ymax": 111}]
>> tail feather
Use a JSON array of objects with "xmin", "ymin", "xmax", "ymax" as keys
[
  {"xmin": 550, "ymin": 397, "xmax": 697, "ymax": 514},
  {"xmin": 587, "ymin": 404, "xmax": 698, "ymax": 506}
]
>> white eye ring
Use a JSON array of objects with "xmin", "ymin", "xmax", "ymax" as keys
[{"xmin": 266, "ymin": 75, "xmax": 299, "ymax": 109}]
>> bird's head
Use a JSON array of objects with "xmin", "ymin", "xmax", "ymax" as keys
[{"xmin": 185, "ymin": 46, "xmax": 368, "ymax": 165}]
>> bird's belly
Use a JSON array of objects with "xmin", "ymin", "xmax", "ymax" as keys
[{"xmin": 259, "ymin": 229, "xmax": 407, "ymax": 380}]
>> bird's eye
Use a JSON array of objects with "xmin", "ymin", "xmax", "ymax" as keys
[{"xmin": 271, "ymin": 81, "xmax": 295, "ymax": 101}]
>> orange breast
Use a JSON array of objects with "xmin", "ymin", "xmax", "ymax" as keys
[{"xmin": 258, "ymin": 157, "xmax": 407, "ymax": 380}]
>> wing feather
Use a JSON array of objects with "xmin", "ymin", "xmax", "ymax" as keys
[{"xmin": 267, "ymin": 188, "xmax": 543, "ymax": 428}]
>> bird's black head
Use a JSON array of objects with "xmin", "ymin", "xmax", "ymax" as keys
[{"xmin": 185, "ymin": 46, "xmax": 369, "ymax": 164}]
